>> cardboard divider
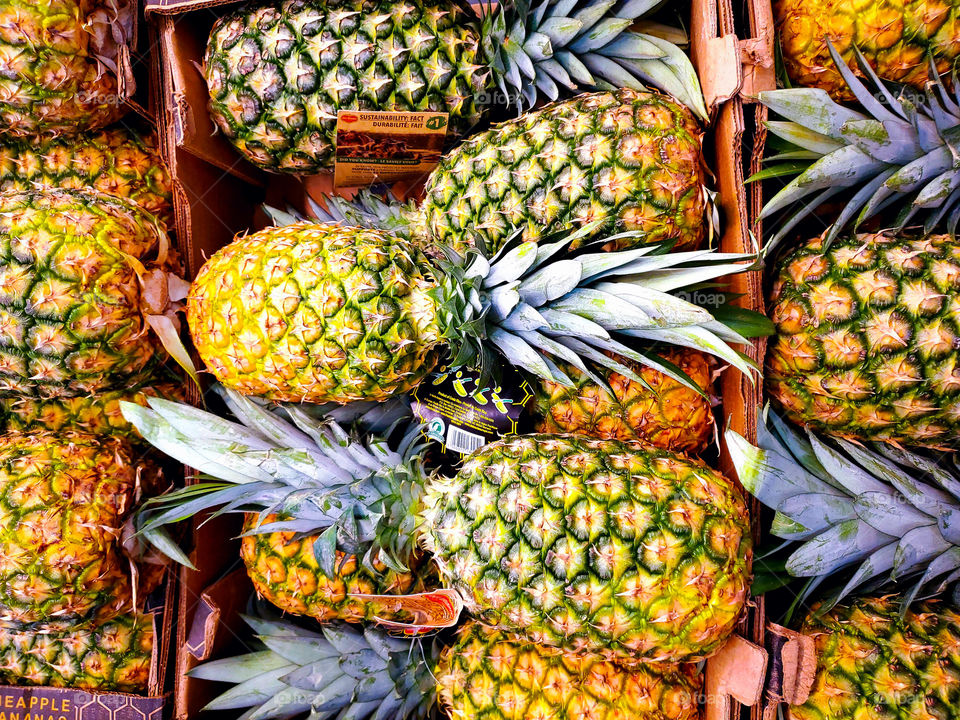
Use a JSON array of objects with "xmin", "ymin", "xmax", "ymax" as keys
[
  {"xmin": 147, "ymin": 0, "xmax": 771, "ymax": 715},
  {"xmin": 690, "ymin": 0, "xmax": 772, "ymax": 715}
]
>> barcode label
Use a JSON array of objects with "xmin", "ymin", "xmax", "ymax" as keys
[{"xmin": 446, "ymin": 425, "xmax": 485, "ymax": 454}]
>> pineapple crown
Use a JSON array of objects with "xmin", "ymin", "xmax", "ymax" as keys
[
  {"xmin": 267, "ymin": 205, "xmax": 772, "ymax": 394},
  {"xmin": 477, "ymin": 0, "xmax": 708, "ymax": 120},
  {"xmin": 190, "ymin": 610, "xmax": 439, "ymax": 720},
  {"xmin": 726, "ymin": 405, "xmax": 960, "ymax": 614},
  {"xmin": 756, "ymin": 41, "xmax": 960, "ymax": 249},
  {"xmin": 123, "ymin": 389, "xmax": 428, "ymax": 579},
  {"xmin": 293, "ymin": 190, "xmax": 420, "ymax": 243},
  {"xmin": 427, "ymin": 224, "xmax": 770, "ymax": 394}
]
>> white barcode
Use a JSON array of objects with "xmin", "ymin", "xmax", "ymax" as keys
[{"xmin": 446, "ymin": 425, "xmax": 485, "ymax": 454}]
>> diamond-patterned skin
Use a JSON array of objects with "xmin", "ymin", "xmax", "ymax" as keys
[
  {"xmin": 793, "ymin": 597, "xmax": 960, "ymax": 720},
  {"xmin": 0, "ymin": 381, "xmax": 184, "ymax": 439},
  {"xmin": 419, "ymin": 434, "xmax": 752, "ymax": 664},
  {"xmin": 767, "ymin": 232, "xmax": 960, "ymax": 447},
  {"xmin": 0, "ymin": 613, "xmax": 153, "ymax": 692},
  {"xmin": 0, "ymin": 129, "xmax": 173, "ymax": 225},
  {"xmin": 535, "ymin": 348, "xmax": 714, "ymax": 453},
  {"xmin": 204, "ymin": 0, "xmax": 489, "ymax": 173},
  {"xmin": 241, "ymin": 513, "xmax": 427, "ymax": 622},
  {"xmin": 419, "ymin": 89, "xmax": 709, "ymax": 255},
  {"xmin": 776, "ymin": 0, "xmax": 960, "ymax": 100},
  {"xmin": 0, "ymin": 432, "xmax": 140, "ymax": 631},
  {"xmin": 0, "ymin": 0, "xmax": 128, "ymax": 137},
  {"xmin": 0, "ymin": 189, "xmax": 165, "ymax": 398},
  {"xmin": 439, "ymin": 623, "xmax": 703, "ymax": 720},
  {"xmin": 187, "ymin": 222, "xmax": 442, "ymax": 403}
]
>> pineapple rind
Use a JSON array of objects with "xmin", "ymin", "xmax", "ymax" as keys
[
  {"xmin": 0, "ymin": 381, "xmax": 184, "ymax": 439},
  {"xmin": 187, "ymin": 222, "xmax": 442, "ymax": 403},
  {"xmin": 0, "ymin": 432, "xmax": 139, "ymax": 631},
  {"xmin": 792, "ymin": 597, "xmax": 960, "ymax": 720},
  {"xmin": 0, "ymin": 188, "xmax": 167, "ymax": 398},
  {"xmin": 0, "ymin": 613, "xmax": 153, "ymax": 692},
  {"xmin": 0, "ymin": 129, "xmax": 173, "ymax": 225},
  {"xmin": 422, "ymin": 89, "xmax": 709, "ymax": 255},
  {"xmin": 241, "ymin": 513, "xmax": 427, "ymax": 622},
  {"xmin": 776, "ymin": 0, "xmax": 960, "ymax": 100},
  {"xmin": 767, "ymin": 232, "xmax": 960, "ymax": 447},
  {"xmin": 420, "ymin": 433, "xmax": 752, "ymax": 664},
  {"xmin": 438, "ymin": 623, "xmax": 702, "ymax": 720},
  {"xmin": 204, "ymin": 0, "xmax": 489, "ymax": 173},
  {"xmin": 535, "ymin": 348, "xmax": 714, "ymax": 453},
  {"xmin": 0, "ymin": 0, "xmax": 128, "ymax": 136}
]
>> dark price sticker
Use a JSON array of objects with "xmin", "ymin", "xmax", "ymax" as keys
[{"xmin": 412, "ymin": 366, "xmax": 534, "ymax": 469}]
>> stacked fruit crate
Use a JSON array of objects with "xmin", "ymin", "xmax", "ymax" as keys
[
  {"xmin": 0, "ymin": 0, "xmax": 178, "ymax": 713},
  {"xmin": 131, "ymin": 1, "xmax": 779, "ymax": 719}
]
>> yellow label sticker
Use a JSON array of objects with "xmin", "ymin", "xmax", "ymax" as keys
[{"xmin": 333, "ymin": 110, "xmax": 449, "ymax": 187}]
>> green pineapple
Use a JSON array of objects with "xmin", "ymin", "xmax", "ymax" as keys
[
  {"xmin": 0, "ymin": 613, "xmax": 154, "ymax": 692},
  {"xmin": 126, "ymin": 389, "xmax": 752, "ymax": 664},
  {"xmin": 204, "ymin": 0, "xmax": 706, "ymax": 173}
]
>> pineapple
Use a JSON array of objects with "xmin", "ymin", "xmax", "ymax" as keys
[
  {"xmin": 0, "ymin": 432, "xmax": 145, "ymax": 631},
  {"xmin": 728, "ymin": 405, "xmax": 960, "ymax": 610},
  {"xmin": 0, "ymin": 0, "xmax": 131, "ymax": 136},
  {"xmin": 0, "ymin": 188, "xmax": 180, "ymax": 398},
  {"xmin": 793, "ymin": 597, "xmax": 960, "ymax": 720},
  {"xmin": 0, "ymin": 128, "xmax": 173, "ymax": 225},
  {"xmin": 535, "ymin": 348, "xmax": 714, "ymax": 453},
  {"xmin": 240, "ymin": 514, "xmax": 429, "ymax": 622},
  {"xmin": 187, "ymin": 219, "xmax": 762, "ymax": 405},
  {"xmin": 766, "ymin": 231, "xmax": 960, "ymax": 448},
  {"xmin": 0, "ymin": 380, "xmax": 185, "ymax": 439},
  {"xmin": 0, "ymin": 613, "xmax": 153, "ymax": 692},
  {"xmin": 192, "ymin": 615, "xmax": 703, "ymax": 720},
  {"xmin": 776, "ymin": 0, "xmax": 960, "ymax": 100},
  {"xmin": 757, "ymin": 46, "xmax": 960, "ymax": 246},
  {"xmin": 420, "ymin": 90, "xmax": 710, "ymax": 253},
  {"xmin": 313, "ymin": 90, "xmax": 712, "ymax": 255},
  {"xmin": 127, "ymin": 390, "xmax": 753, "ymax": 664},
  {"xmin": 203, "ymin": 0, "xmax": 707, "ymax": 174}
]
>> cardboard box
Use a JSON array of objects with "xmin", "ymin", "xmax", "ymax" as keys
[{"xmin": 145, "ymin": 0, "xmax": 774, "ymax": 716}]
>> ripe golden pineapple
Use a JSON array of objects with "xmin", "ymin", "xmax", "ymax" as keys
[
  {"xmin": 793, "ymin": 597, "xmax": 960, "ymax": 720},
  {"xmin": 535, "ymin": 348, "xmax": 714, "ymax": 453},
  {"xmin": 194, "ymin": 616, "xmax": 703, "ymax": 720},
  {"xmin": 767, "ymin": 231, "xmax": 960, "ymax": 447},
  {"xmin": 0, "ymin": 188, "xmax": 176, "ymax": 397},
  {"xmin": 776, "ymin": 0, "xmax": 960, "ymax": 100},
  {"xmin": 240, "ymin": 514, "xmax": 427, "ymax": 622},
  {"xmin": 0, "ymin": 432, "xmax": 144, "ymax": 631},
  {"xmin": 0, "ymin": 128, "xmax": 172, "ymax": 225},
  {"xmin": 0, "ymin": 0, "xmax": 132, "ymax": 136},
  {"xmin": 188, "ymin": 221, "xmax": 758, "ymax": 405},
  {"xmin": 0, "ymin": 613, "xmax": 153, "ymax": 692}
]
